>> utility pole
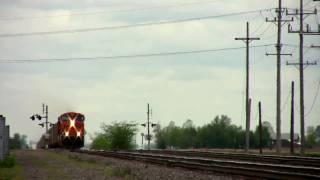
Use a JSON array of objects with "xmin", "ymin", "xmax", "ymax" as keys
[
  {"xmin": 258, "ymin": 101, "xmax": 262, "ymax": 154},
  {"xmin": 290, "ymin": 81, "xmax": 295, "ymax": 154},
  {"xmin": 266, "ymin": 0, "xmax": 293, "ymax": 154},
  {"xmin": 141, "ymin": 133, "xmax": 144, "ymax": 150},
  {"xmin": 147, "ymin": 103, "xmax": 150, "ymax": 150},
  {"xmin": 235, "ymin": 22, "xmax": 260, "ymax": 153},
  {"xmin": 45, "ymin": 105, "xmax": 48, "ymax": 133},
  {"xmin": 286, "ymin": 0, "xmax": 318, "ymax": 155},
  {"xmin": 141, "ymin": 103, "xmax": 157, "ymax": 150}
]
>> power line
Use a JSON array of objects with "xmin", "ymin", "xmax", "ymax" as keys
[
  {"xmin": 280, "ymin": 90, "xmax": 291, "ymax": 113},
  {"xmin": 305, "ymin": 79, "xmax": 320, "ymax": 117},
  {"xmin": 0, "ymin": 0, "xmax": 222, "ymax": 21},
  {"xmin": 0, "ymin": 44, "xmax": 274, "ymax": 64},
  {"xmin": 0, "ymin": 8, "xmax": 274, "ymax": 38}
]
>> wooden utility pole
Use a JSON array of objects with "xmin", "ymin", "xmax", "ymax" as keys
[
  {"xmin": 235, "ymin": 22, "xmax": 260, "ymax": 153},
  {"xmin": 141, "ymin": 133, "xmax": 144, "ymax": 150},
  {"xmin": 266, "ymin": 0, "xmax": 293, "ymax": 154},
  {"xmin": 258, "ymin": 101, "xmax": 262, "ymax": 154},
  {"xmin": 286, "ymin": 0, "xmax": 317, "ymax": 155},
  {"xmin": 147, "ymin": 103, "xmax": 151, "ymax": 150},
  {"xmin": 290, "ymin": 81, "xmax": 295, "ymax": 154}
]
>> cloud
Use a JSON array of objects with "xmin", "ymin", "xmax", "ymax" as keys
[{"xmin": 0, "ymin": 0, "xmax": 319, "ymax": 145}]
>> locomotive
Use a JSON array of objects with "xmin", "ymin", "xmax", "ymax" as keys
[{"xmin": 37, "ymin": 112, "xmax": 85, "ymax": 149}]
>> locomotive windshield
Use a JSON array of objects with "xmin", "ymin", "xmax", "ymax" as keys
[
  {"xmin": 61, "ymin": 115, "xmax": 69, "ymax": 121},
  {"xmin": 76, "ymin": 114, "xmax": 85, "ymax": 122}
]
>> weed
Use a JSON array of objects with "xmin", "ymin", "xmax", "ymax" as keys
[{"xmin": 0, "ymin": 156, "xmax": 15, "ymax": 168}]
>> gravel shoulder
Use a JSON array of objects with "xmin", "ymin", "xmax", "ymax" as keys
[{"xmin": 12, "ymin": 149, "xmax": 245, "ymax": 180}]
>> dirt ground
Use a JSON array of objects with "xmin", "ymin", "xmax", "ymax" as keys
[
  {"xmin": 11, "ymin": 150, "xmax": 244, "ymax": 180},
  {"xmin": 12, "ymin": 150, "xmax": 114, "ymax": 180}
]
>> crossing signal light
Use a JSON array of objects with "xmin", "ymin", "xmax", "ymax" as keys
[
  {"xmin": 151, "ymin": 123, "xmax": 157, "ymax": 127},
  {"xmin": 30, "ymin": 115, "xmax": 35, "ymax": 121},
  {"xmin": 141, "ymin": 123, "xmax": 146, "ymax": 127},
  {"xmin": 36, "ymin": 115, "xmax": 42, "ymax": 120}
]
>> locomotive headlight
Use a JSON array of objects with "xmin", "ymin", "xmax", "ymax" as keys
[
  {"xmin": 65, "ymin": 131, "xmax": 69, "ymax": 137},
  {"xmin": 77, "ymin": 131, "xmax": 81, "ymax": 137},
  {"xmin": 70, "ymin": 119, "xmax": 75, "ymax": 128}
]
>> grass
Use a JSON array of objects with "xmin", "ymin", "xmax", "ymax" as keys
[
  {"xmin": 305, "ymin": 152, "xmax": 320, "ymax": 158},
  {"xmin": 7, "ymin": 150, "xmax": 134, "ymax": 179},
  {"xmin": 0, "ymin": 156, "xmax": 15, "ymax": 168},
  {"xmin": 0, "ymin": 156, "xmax": 22, "ymax": 180},
  {"xmin": 47, "ymin": 151, "xmax": 133, "ymax": 178}
]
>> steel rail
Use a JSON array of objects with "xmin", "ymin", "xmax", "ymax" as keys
[
  {"xmin": 135, "ymin": 150, "xmax": 320, "ymax": 167},
  {"xmin": 74, "ymin": 150, "xmax": 320, "ymax": 179}
]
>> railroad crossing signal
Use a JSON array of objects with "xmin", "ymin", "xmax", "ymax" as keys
[{"xmin": 30, "ymin": 114, "xmax": 42, "ymax": 121}]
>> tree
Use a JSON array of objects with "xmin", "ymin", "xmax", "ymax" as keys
[
  {"xmin": 252, "ymin": 125, "xmax": 271, "ymax": 148},
  {"xmin": 306, "ymin": 126, "xmax": 317, "ymax": 148},
  {"xmin": 101, "ymin": 122, "xmax": 138, "ymax": 150},
  {"xmin": 315, "ymin": 125, "xmax": 320, "ymax": 144},
  {"xmin": 180, "ymin": 119, "xmax": 197, "ymax": 148},
  {"xmin": 10, "ymin": 133, "xmax": 28, "ymax": 149},
  {"xmin": 154, "ymin": 124, "xmax": 166, "ymax": 149},
  {"xmin": 90, "ymin": 133, "xmax": 110, "ymax": 150}
]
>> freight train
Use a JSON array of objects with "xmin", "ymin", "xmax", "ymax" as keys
[{"xmin": 37, "ymin": 112, "xmax": 85, "ymax": 149}]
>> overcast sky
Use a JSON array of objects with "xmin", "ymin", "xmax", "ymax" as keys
[{"xmin": 0, "ymin": 0, "xmax": 319, "ymax": 146}]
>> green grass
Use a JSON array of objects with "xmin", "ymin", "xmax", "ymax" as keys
[
  {"xmin": 0, "ymin": 156, "xmax": 15, "ymax": 168},
  {"xmin": 0, "ymin": 156, "xmax": 22, "ymax": 180},
  {"xmin": 305, "ymin": 152, "xmax": 320, "ymax": 158},
  {"xmin": 8, "ymin": 150, "xmax": 134, "ymax": 179},
  {"xmin": 49, "ymin": 151, "xmax": 134, "ymax": 179}
]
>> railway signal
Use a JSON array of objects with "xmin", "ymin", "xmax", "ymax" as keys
[
  {"xmin": 141, "ymin": 103, "xmax": 157, "ymax": 150},
  {"xmin": 30, "ymin": 114, "xmax": 42, "ymax": 121},
  {"xmin": 30, "ymin": 103, "xmax": 53, "ymax": 133}
]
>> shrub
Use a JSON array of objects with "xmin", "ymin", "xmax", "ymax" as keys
[{"xmin": 0, "ymin": 156, "xmax": 15, "ymax": 168}]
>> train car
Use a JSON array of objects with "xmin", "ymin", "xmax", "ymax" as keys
[{"xmin": 37, "ymin": 112, "xmax": 85, "ymax": 149}]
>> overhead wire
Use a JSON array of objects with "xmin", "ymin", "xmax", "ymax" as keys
[
  {"xmin": 305, "ymin": 79, "xmax": 320, "ymax": 117},
  {"xmin": 0, "ymin": 8, "xmax": 275, "ymax": 38},
  {"xmin": 0, "ymin": 44, "xmax": 275, "ymax": 64},
  {"xmin": 280, "ymin": 90, "xmax": 291, "ymax": 114},
  {"xmin": 0, "ymin": 0, "xmax": 222, "ymax": 21}
]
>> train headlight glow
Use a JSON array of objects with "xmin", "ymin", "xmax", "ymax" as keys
[
  {"xmin": 70, "ymin": 119, "xmax": 75, "ymax": 128},
  {"xmin": 65, "ymin": 131, "xmax": 69, "ymax": 137},
  {"xmin": 77, "ymin": 131, "xmax": 81, "ymax": 137}
]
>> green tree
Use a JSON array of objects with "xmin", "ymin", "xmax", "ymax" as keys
[
  {"xmin": 154, "ymin": 115, "xmax": 248, "ymax": 149},
  {"xmin": 90, "ymin": 133, "xmax": 110, "ymax": 150},
  {"xmin": 101, "ymin": 122, "xmax": 138, "ymax": 150},
  {"xmin": 9, "ymin": 133, "xmax": 28, "ymax": 149},
  {"xmin": 154, "ymin": 124, "xmax": 166, "ymax": 149},
  {"xmin": 252, "ymin": 126, "xmax": 271, "ymax": 148},
  {"xmin": 306, "ymin": 126, "xmax": 317, "ymax": 148},
  {"xmin": 180, "ymin": 119, "xmax": 197, "ymax": 148}
]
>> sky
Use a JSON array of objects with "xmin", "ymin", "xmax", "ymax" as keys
[{"xmin": 0, "ymin": 0, "xmax": 319, "ymax": 147}]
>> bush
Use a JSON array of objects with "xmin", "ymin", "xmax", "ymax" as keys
[{"xmin": 0, "ymin": 156, "xmax": 15, "ymax": 168}]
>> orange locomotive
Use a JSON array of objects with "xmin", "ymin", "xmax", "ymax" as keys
[{"xmin": 37, "ymin": 112, "xmax": 85, "ymax": 149}]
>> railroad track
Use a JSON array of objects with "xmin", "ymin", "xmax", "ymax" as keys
[
  {"xmin": 75, "ymin": 150, "xmax": 320, "ymax": 179},
  {"xmin": 133, "ymin": 149, "xmax": 320, "ymax": 167}
]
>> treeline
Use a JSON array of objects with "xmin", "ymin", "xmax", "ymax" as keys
[
  {"xmin": 10, "ymin": 133, "xmax": 28, "ymax": 149},
  {"xmin": 154, "ymin": 115, "xmax": 270, "ymax": 149},
  {"xmin": 306, "ymin": 126, "xmax": 320, "ymax": 148},
  {"xmin": 91, "ymin": 122, "xmax": 137, "ymax": 150}
]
